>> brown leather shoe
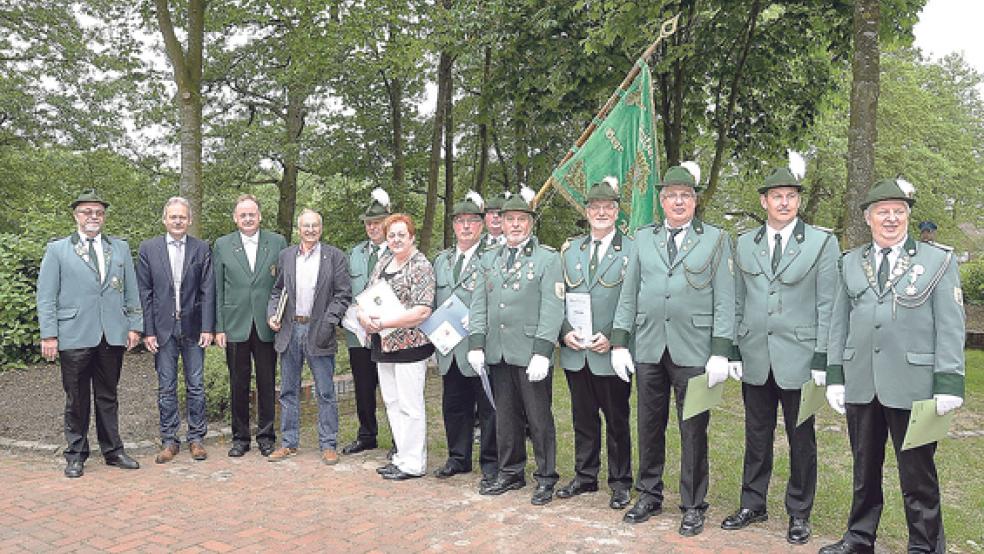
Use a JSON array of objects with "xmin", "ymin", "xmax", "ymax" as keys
[
  {"xmin": 267, "ymin": 447, "xmax": 297, "ymax": 462},
  {"xmin": 321, "ymin": 449, "xmax": 339, "ymax": 466},
  {"xmin": 155, "ymin": 444, "xmax": 180, "ymax": 464},
  {"xmin": 189, "ymin": 442, "xmax": 208, "ymax": 461}
]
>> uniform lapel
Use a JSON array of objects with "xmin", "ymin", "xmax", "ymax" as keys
[
  {"xmin": 590, "ymin": 231, "xmax": 622, "ymax": 290},
  {"xmin": 231, "ymin": 233, "xmax": 252, "ymax": 276},
  {"xmin": 71, "ymin": 233, "xmax": 101, "ymax": 281},
  {"xmin": 671, "ymin": 220, "xmax": 702, "ymax": 269},
  {"xmin": 579, "ymin": 236, "xmax": 593, "ymax": 289},
  {"xmin": 159, "ymin": 236, "xmax": 174, "ymax": 285},
  {"xmin": 99, "ymin": 236, "xmax": 114, "ymax": 290},
  {"xmin": 773, "ymin": 219, "xmax": 805, "ymax": 278},
  {"xmin": 752, "ymin": 226, "xmax": 773, "ymax": 279},
  {"xmin": 653, "ymin": 226, "xmax": 671, "ymax": 268},
  {"xmin": 251, "ymin": 231, "xmax": 271, "ymax": 283}
]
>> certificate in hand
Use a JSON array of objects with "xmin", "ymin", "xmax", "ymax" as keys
[
  {"xmin": 341, "ymin": 305, "xmax": 368, "ymax": 347},
  {"xmin": 681, "ymin": 373, "xmax": 725, "ymax": 421},
  {"xmin": 565, "ymin": 292, "xmax": 592, "ymax": 346},
  {"xmin": 356, "ymin": 280, "xmax": 404, "ymax": 337},
  {"xmin": 420, "ymin": 294, "xmax": 469, "ymax": 355},
  {"xmin": 901, "ymin": 399, "xmax": 955, "ymax": 451},
  {"xmin": 796, "ymin": 379, "xmax": 826, "ymax": 427}
]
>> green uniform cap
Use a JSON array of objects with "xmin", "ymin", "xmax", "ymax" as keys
[
  {"xmin": 70, "ymin": 189, "xmax": 109, "ymax": 209},
  {"xmin": 501, "ymin": 190, "xmax": 535, "ymax": 214},
  {"xmin": 485, "ymin": 191, "xmax": 510, "ymax": 212},
  {"xmin": 585, "ymin": 177, "xmax": 620, "ymax": 203},
  {"xmin": 660, "ymin": 163, "xmax": 703, "ymax": 191},
  {"xmin": 451, "ymin": 192, "xmax": 484, "ymax": 216},
  {"xmin": 360, "ymin": 188, "xmax": 391, "ymax": 221},
  {"xmin": 758, "ymin": 167, "xmax": 802, "ymax": 193},
  {"xmin": 861, "ymin": 178, "xmax": 916, "ymax": 211}
]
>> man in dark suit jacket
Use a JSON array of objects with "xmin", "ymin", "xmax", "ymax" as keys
[
  {"xmin": 136, "ymin": 196, "xmax": 215, "ymax": 464},
  {"xmin": 213, "ymin": 194, "xmax": 288, "ymax": 457},
  {"xmin": 266, "ymin": 209, "xmax": 352, "ymax": 465}
]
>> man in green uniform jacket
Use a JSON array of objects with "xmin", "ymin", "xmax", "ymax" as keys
[
  {"xmin": 213, "ymin": 194, "xmax": 287, "ymax": 457},
  {"xmin": 721, "ymin": 158, "xmax": 840, "ymax": 545},
  {"xmin": 432, "ymin": 191, "xmax": 497, "ymax": 489},
  {"xmin": 820, "ymin": 179, "xmax": 965, "ymax": 554},
  {"xmin": 556, "ymin": 177, "xmax": 635, "ymax": 510},
  {"xmin": 610, "ymin": 163, "xmax": 735, "ymax": 536},
  {"xmin": 468, "ymin": 187, "xmax": 564, "ymax": 506}
]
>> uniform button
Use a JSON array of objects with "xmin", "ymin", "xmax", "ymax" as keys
[
  {"xmin": 878, "ymin": 299, "xmax": 884, "ymax": 305},
  {"xmin": 500, "ymin": 324, "xmax": 505, "ymax": 329},
  {"xmin": 665, "ymin": 317, "xmax": 671, "ymax": 322},
  {"xmin": 499, "ymin": 303, "xmax": 505, "ymax": 309},
  {"xmin": 874, "ymin": 347, "xmax": 880, "ymax": 353},
  {"xmin": 874, "ymin": 324, "xmax": 881, "ymax": 329},
  {"xmin": 667, "ymin": 272, "xmax": 674, "ymax": 277},
  {"xmin": 768, "ymin": 310, "xmax": 773, "ymax": 315},
  {"xmin": 769, "ymin": 290, "xmax": 776, "ymax": 295},
  {"xmin": 502, "ymin": 284, "xmax": 508, "ymax": 289},
  {"xmin": 767, "ymin": 330, "xmax": 773, "ymax": 335},
  {"xmin": 665, "ymin": 294, "xmax": 671, "ymax": 299}
]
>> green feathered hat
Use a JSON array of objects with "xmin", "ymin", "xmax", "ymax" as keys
[
  {"xmin": 861, "ymin": 178, "xmax": 916, "ymax": 211},
  {"xmin": 660, "ymin": 161, "xmax": 703, "ymax": 191},
  {"xmin": 586, "ymin": 176, "xmax": 620, "ymax": 203}
]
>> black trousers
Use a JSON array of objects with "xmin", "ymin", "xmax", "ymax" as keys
[
  {"xmin": 348, "ymin": 346, "xmax": 381, "ymax": 444},
  {"xmin": 60, "ymin": 338, "xmax": 125, "ymax": 461},
  {"xmin": 843, "ymin": 397, "xmax": 945, "ymax": 553},
  {"xmin": 442, "ymin": 360, "xmax": 497, "ymax": 477},
  {"xmin": 226, "ymin": 324, "xmax": 277, "ymax": 447},
  {"xmin": 491, "ymin": 362, "xmax": 558, "ymax": 487},
  {"xmin": 564, "ymin": 367, "xmax": 632, "ymax": 491},
  {"xmin": 739, "ymin": 370, "xmax": 816, "ymax": 517},
  {"xmin": 635, "ymin": 351, "xmax": 709, "ymax": 511}
]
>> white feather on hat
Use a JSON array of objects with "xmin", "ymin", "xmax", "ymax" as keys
[
  {"xmin": 788, "ymin": 150, "xmax": 806, "ymax": 181},
  {"xmin": 602, "ymin": 175, "xmax": 619, "ymax": 194},
  {"xmin": 680, "ymin": 161, "xmax": 701, "ymax": 186},
  {"xmin": 896, "ymin": 178, "xmax": 915, "ymax": 198},
  {"xmin": 503, "ymin": 191, "xmax": 512, "ymax": 199},
  {"xmin": 370, "ymin": 187, "xmax": 391, "ymax": 208},
  {"xmin": 519, "ymin": 185, "xmax": 535, "ymax": 204},
  {"xmin": 465, "ymin": 190, "xmax": 485, "ymax": 210}
]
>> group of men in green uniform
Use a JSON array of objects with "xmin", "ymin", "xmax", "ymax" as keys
[{"xmin": 416, "ymin": 160, "xmax": 964, "ymax": 554}]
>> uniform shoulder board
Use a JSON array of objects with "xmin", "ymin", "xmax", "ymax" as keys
[
  {"xmin": 560, "ymin": 239, "xmax": 572, "ymax": 253},
  {"xmin": 638, "ymin": 223, "xmax": 657, "ymax": 231},
  {"xmin": 925, "ymin": 240, "xmax": 953, "ymax": 252},
  {"xmin": 623, "ymin": 233, "xmax": 635, "ymax": 241},
  {"xmin": 738, "ymin": 228, "xmax": 758, "ymax": 238},
  {"xmin": 812, "ymin": 225, "xmax": 833, "ymax": 234},
  {"xmin": 541, "ymin": 244, "xmax": 557, "ymax": 252}
]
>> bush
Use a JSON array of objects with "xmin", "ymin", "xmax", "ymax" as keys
[
  {"xmin": 0, "ymin": 233, "xmax": 45, "ymax": 370},
  {"xmin": 960, "ymin": 259, "xmax": 984, "ymax": 305}
]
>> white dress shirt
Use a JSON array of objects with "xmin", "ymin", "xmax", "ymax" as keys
[
  {"xmin": 167, "ymin": 234, "xmax": 187, "ymax": 313},
  {"xmin": 455, "ymin": 241, "xmax": 481, "ymax": 275},
  {"xmin": 81, "ymin": 232, "xmax": 106, "ymax": 283},
  {"xmin": 589, "ymin": 228, "xmax": 616, "ymax": 260},
  {"xmin": 874, "ymin": 236, "xmax": 907, "ymax": 276},
  {"xmin": 241, "ymin": 231, "xmax": 259, "ymax": 272},
  {"xmin": 665, "ymin": 220, "xmax": 692, "ymax": 250},
  {"xmin": 766, "ymin": 217, "xmax": 798, "ymax": 258},
  {"xmin": 294, "ymin": 243, "xmax": 321, "ymax": 317}
]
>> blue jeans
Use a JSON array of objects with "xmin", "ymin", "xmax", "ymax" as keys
[
  {"xmin": 279, "ymin": 322, "xmax": 338, "ymax": 450},
  {"xmin": 155, "ymin": 322, "xmax": 207, "ymax": 446}
]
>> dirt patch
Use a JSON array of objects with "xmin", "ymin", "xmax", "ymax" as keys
[{"xmin": 966, "ymin": 304, "xmax": 984, "ymax": 331}]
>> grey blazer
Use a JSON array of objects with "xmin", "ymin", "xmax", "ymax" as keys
[{"xmin": 267, "ymin": 243, "xmax": 352, "ymax": 356}]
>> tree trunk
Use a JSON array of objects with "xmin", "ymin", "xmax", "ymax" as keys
[
  {"xmin": 155, "ymin": 0, "xmax": 205, "ymax": 237},
  {"xmin": 844, "ymin": 0, "xmax": 880, "ymax": 248},
  {"xmin": 388, "ymin": 76, "xmax": 405, "ymax": 195},
  {"xmin": 277, "ymin": 88, "xmax": 306, "ymax": 239},
  {"xmin": 443, "ymin": 72, "xmax": 454, "ymax": 249},
  {"xmin": 420, "ymin": 49, "xmax": 452, "ymax": 254},
  {"xmin": 474, "ymin": 46, "xmax": 491, "ymax": 196}
]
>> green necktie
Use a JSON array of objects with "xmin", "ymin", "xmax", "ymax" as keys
[
  {"xmin": 453, "ymin": 252, "xmax": 464, "ymax": 282},
  {"xmin": 667, "ymin": 228, "xmax": 682, "ymax": 264},
  {"xmin": 771, "ymin": 233, "xmax": 782, "ymax": 274},
  {"xmin": 877, "ymin": 247, "xmax": 893, "ymax": 291},
  {"xmin": 367, "ymin": 244, "xmax": 379, "ymax": 276},
  {"xmin": 87, "ymin": 238, "xmax": 100, "ymax": 280},
  {"xmin": 506, "ymin": 247, "xmax": 518, "ymax": 269},
  {"xmin": 588, "ymin": 239, "xmax": 601, "ymax": 280}
]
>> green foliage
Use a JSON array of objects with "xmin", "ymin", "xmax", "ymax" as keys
[
  {"xmin": 0, "ymin": 233, "xmax": 45, "ymax": 369},
  {"xmin": 960, "ymin": 260, "xmax": 984, "ymax": 306}
]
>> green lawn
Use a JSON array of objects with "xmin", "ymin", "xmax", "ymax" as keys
[{"xmin": 286, "ymin": 349, "xmax": 984, "ymax": 552}]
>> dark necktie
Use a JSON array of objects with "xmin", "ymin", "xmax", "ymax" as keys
[
  {"xmin": 667, "ymin": 228, "xmax": 682, "ymax": 264},
  {"xmin": 453, "ymin": 252, "xmax": 464, "ymax": 282},
  {"xmin": 877, "ymin": 247, "xmax": 893, "ymax": 291},
  {"xmin": 367, "ymin": 244, "xmax": 379, "ymax": 276},
  {"xmin": 87, "ymin": 238, "xmax": 100, "ymax": 281},
  {"xmin": 506, "ymin": 247, "xmax": 518, "ymax": 269},
  {"xmin": 589, "ymin": 240, "xmax": 601, "ymax": 280},
  {"xmin": 771, "ymin": 233, "xmax": 782, "ymax": 274}
]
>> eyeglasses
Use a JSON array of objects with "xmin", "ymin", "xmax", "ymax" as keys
[
  {"xmin": 660, "ymin": 192, "xmax": 696, "ymax": 202},
  {"xmin": 586, "ymin": 202, "xmax": 618, "ymax": 213},
  {"xmin": 454, "ymin": 216, "xmax": 483, "ymax": 225},
  {"xmin": 76, "ymin": 209, "xmax": 105, "ymax": 218}
]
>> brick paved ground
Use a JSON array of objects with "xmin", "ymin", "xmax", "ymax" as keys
[{"xmin": 0, "ymin": 446, "xmax": 830, "ymax": 554}]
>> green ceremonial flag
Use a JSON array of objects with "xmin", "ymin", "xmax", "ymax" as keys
[{"xmin": 551, "ymin": 60, "xmax": 661, "ymax": 232}]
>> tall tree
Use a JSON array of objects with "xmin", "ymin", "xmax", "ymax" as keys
[{"xmin": 154, "ymin": 0, "xmax": 205, "ymax": 236}]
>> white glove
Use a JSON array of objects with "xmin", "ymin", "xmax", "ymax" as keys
[
  {"xmin": 526, "ymin": 354, "xmax": 551, "ymax": 382},
  {"xmin": 611, "ymin": 348, "xmax": 635, "ymax": 383},
  {"xmin": 705, "ymin": 355, "xmax": 729, "ymax": 387},
  {"xmin": 811, "ymin": 370, "xmax": 827, "ymax": 387},
  {"xmin": 826, "ymin": 384, "xmax": 846, "ymax": 415},
  {"xmin": 468, "ymin": 349, "xmax": 486, "ymax": 376},
  {"xmin": 934, "ymin": 394, "xmax": 963, "ymax": 416},
  {"xmin": 728, "ymin": 361, "xmax": 743, "ymax": 381}
]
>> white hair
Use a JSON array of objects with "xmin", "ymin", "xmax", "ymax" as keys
[
  {"xmin": 162, "ymin": 196, "xmax": 193, "ymax": 219},
  {"xmin": 296, "ymin": 208, "xmax": 322, "ymax": 227}
]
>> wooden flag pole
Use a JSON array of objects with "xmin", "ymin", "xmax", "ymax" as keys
[{"xmin": 533, "ymin": 13, "xmax": 680, "ymax": 209}]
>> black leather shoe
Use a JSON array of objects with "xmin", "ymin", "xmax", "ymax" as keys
[
  {"xmin": 721, "ymin": 507, "xmax": 768, "ymax": 530},
  {"xmin": 341, "ymin": 439, "xmax": 378, "ymax": 455},
  {"xmin": 64, "ymin": 460, "xmax": 84, "ymax": 478},
  {"xmin": 623, "ymin": 498, "xmax": 662, "ymax": 524},
  {"xmin": 555, "ymin": 479, "xmax": 599, "ymax": 499},
  {"xmin": 787, "ymin": 516, "xmax": 811, "ymax": 544},
  {"xmin": 679, "ymin": 508, "xmax": 705, "ymax": 537},
  {"xmin": 531, "ymin": 484, "xmax": 554, "ymax": 506},
  {"xmin": 818, "ymin": 539, "xmax": 873, "ymax": 554},
  {"xmin": 479, "ymin": 475, "xmax": 526, "ymax": 496},
  {"xmin": 382, "ymin": 469, "xmax": 422, "ymax": 481},
  {"xmin": 376, "ymin": 463, "xmax": 398, "ymax": 475},
  {"xmin": 609, "ymin": 489, "xmax": 631, "ymax": 510},
  {"xmin": 227, "ymin": 443, "xmax": 250, "ymax": 457},
  {"xmin": 105, "ymin": 452, "xmax": 140, "ymax": 470},
  {"xmin": 479, "ymin": 473, "xmax": 497, "ymax": 493},
  {"xmin": 258, "ymin": 443, "xmax": 275, "ymax": 457},
  {"xmin": 433, "ymin": 463, "xmax": 468, "ymax": 479}
]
